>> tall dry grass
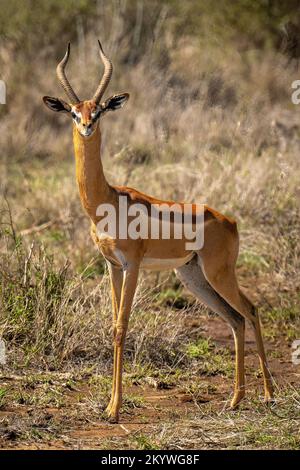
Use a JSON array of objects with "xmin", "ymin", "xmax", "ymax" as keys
[{"xmin": 0, "ymin": 1, "xmax": 299, "ymax": 369}]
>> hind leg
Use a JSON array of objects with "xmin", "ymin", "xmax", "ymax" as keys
[
  {"xmin": 200, "ymin": 253, "xmax": 274, "ymax": 402},
  {"xmin": 251, "ymin": 313, "xmax": 274, "ymax": 402},
  {"xmin": 176, "ymin": 257, "xmax": 246, "ymax": 407},
  {"xmin": 231, "ymin": 317, "xmax": 245, "ymax": 408}
]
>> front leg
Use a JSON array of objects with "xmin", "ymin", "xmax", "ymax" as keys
[
  {"xmin": 105, "ymin": 263, "xmax": 123, "ymax": 416},
  {"xmin": 106, "ymin": 261, "xmax": 139, "ymax": 423}
]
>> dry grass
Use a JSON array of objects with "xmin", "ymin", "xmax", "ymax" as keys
[{"xmin": 0, "ymin": 0, "xmax": 300, "ymax": 450}]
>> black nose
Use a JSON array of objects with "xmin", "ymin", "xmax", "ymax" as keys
[{"xmin": 83, "ymin": 123, "xmax": 92, "ymax": 129}]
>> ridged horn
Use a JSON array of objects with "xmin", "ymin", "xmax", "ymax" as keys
[
  {"xmin": 92, "ymin": 40, "xmax": 113, "ymax": 104},
  {"xmin": 56, "ymin": 43, "xmax": 80, "ymax": 104}
]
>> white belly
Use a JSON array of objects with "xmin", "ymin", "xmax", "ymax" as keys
[{"xmin": 140, "ymin": 253, "xmax": 194, "ymax": 271}]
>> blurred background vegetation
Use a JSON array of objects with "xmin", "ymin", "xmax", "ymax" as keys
[
  {"xmin": 0, "ymin": 0, "xmax": 299, "ymax": 449},
  {"xmin": 1, "ymin": 0, "xmax": 300, "ymax": 51}
]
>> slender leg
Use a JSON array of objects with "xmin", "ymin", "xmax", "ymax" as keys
[
  {"xmin": 176, "ymin": 258, "xmax": 246, "ymax": 408},
  {"xmin": 230, "ymin": 317, "xmax": 245, "ymax": 408},
  {"xmin": 107, "ymin": 263, "xmax": 139, "ymax": 423},
  {"xmin": 251, "ymin": 313, "xmax": 274, "ymax": 401},
  {"xmin": 105, "ymin": 263, "xmax": 123, "ymax": 415},
  {"xmin": 199, "ymin": 252, "xmax": 274, "ymax": 402}
]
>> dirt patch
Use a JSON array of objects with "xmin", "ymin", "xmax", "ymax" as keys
[{"xmin": 0, "ymin": 315, "xmax": 299, "ymax": 450}]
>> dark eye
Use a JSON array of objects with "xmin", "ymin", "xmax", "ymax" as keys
[{"xmin": 71, "ymin": 111, "xmax": 80, "ymax": 123}]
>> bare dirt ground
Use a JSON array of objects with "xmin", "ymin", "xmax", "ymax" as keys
[{"xmin": 1, "ymin": 316, "xmax": 299, "ymax": 450}]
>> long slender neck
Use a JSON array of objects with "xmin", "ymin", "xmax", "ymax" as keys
[{"xmin": 73, "ymin": 124, "xmax": 114, "ymax": 223}]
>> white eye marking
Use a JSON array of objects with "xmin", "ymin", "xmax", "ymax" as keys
[
  {"xmin": 91, "ymin": 109, "xmax": 101, "ymax": 120},
  {"xmin": 71, "ymin": 108, "xmax": 81, "ymax": 123}
]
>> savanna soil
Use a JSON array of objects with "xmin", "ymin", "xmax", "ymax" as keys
[{"xmin": 1, "ymin": 314, "xmax": 299, "ymax": 450}]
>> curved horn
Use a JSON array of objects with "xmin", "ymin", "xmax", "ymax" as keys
[
  {"xmin": 56, "ymin": 43, "xmax": 80, "ymax": 104},
  {"xmin": 92, "ymin": 40, "xmax": 113, "ymax": 104}
]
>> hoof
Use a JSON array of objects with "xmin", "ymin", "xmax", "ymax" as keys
[
  {"xmin": 230, "ymin": 391, "xmax": 245, "ymax": 409},
  {"xmin": 104, "ymin": 405, "xmax": 119, "ymax": 423},
  {"xmin": 264, "ymin": 394, "xmax": 275, "ymax": 406},
  {"xmin": 107, "ymin": 414, "xmax": 119, "ymax": 424}
]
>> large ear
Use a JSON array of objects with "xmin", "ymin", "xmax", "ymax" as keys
[
  {"xmin": 43, "ymin": 96, "xmax": 71, "ymax": 113},
  {"xmin": 101, "ymin": 93, "xmax": 129, "ymax": 113}
]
